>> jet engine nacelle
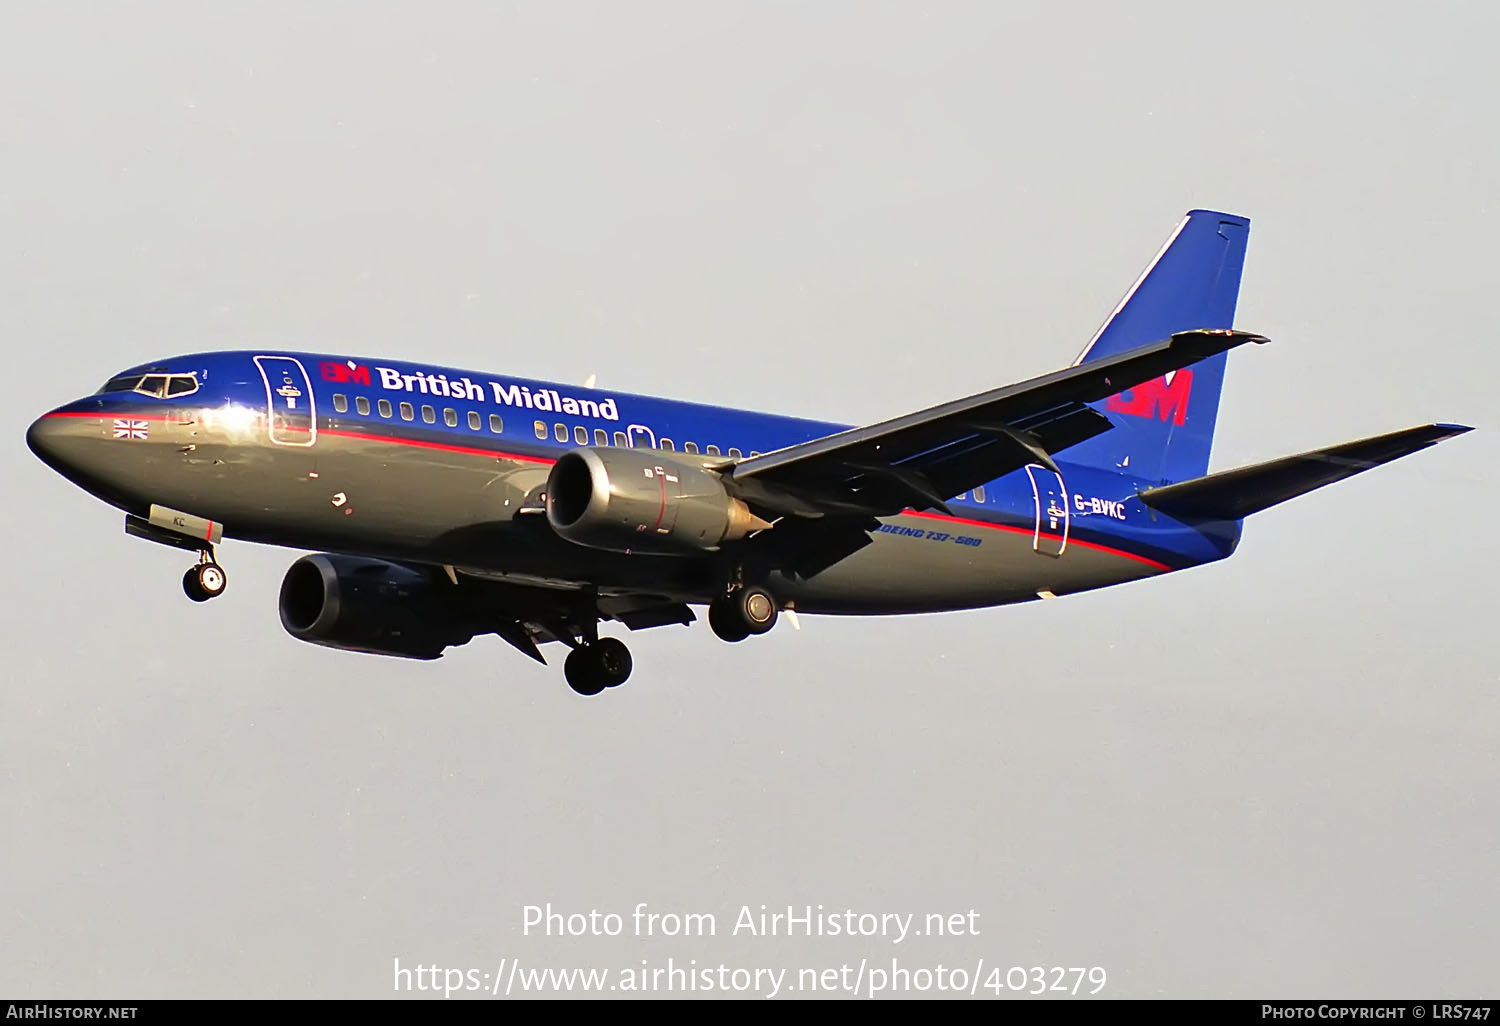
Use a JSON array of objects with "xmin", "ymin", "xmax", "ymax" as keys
[
  {"xmin": 278, "ymin": 554, "xmax": 474, "ymax": 660},
  {"xmin": 545, "ymin": 448, "xmax": 768, "ymax": 554}
]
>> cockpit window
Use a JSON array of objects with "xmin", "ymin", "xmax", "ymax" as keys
[{"xmin": 99, "ymin": 372, "xmax": 199, "ymax": 399}]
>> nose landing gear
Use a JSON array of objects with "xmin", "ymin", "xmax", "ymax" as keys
[{"xmin": 182, "ymin": 549, "xmax": 227, "ymax": 602}]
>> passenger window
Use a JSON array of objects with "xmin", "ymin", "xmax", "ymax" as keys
[
  {"xmin": 378, "ymin": 399, "xmax": 392, "ymax": 418},
  {"xmin": 166, "ymin": 375, "xmax": 198, "ymax": 397},
  {"xmin": 469, "ymin": 411, "xmax": 482, "ymax": 430},
  {"xmin": 490, "ymin": 414, "xmax": 503, "ymax": 434},
  {"xmin": 333, "ymin": 394, "xmax": 348, "ymax": 413},
  {"xmin": 554, "ymin": 423, "xmax": 568, "ymax": 443},
  {"xmin": 399, "ymin": 402, "xmax": 414, "ymax": 421},
  {"xmin": 356, "ymin": 396, "xmax": 370, "ymax": 415},
  {"xmin": 974, "ymin": 485, "xmax": 986, "ymax": 503},
  {"xmin": 957, "ymin": 492, "xmax": 967, "ymax": 501},
  {"xmin": 750, "ymin": 451, "xmax": 761, "ymax": 457},
  {"xmin": 684, "ymin": 442, "xmax": 698, "ymax": 454},
  {"xmin": 594, "ymin": 429, "xmax": 608, "ymax": 447},
  {"xmin": 421, "ymin": 405, "xmax": 436, "ymax": 424},
  {"xmin": 613, "ymin": 431, "xmax": 628, "ymax": 448},
  {"xmin": 661, "ymin": 438, "xmax": 674, "ymax": 452},
  {"xmin": 444, "ymin": 408, "xmax": 458, "ymax": 427},
  {"xmin": 534, "ymin": 420, "xmax": 548, "ymax": 440},
  {"xmin": 575, "ymin": 425, "xmax": 588, "ymax": 445},
  {"xmin": 728, "ymin": 447, "xmax": 742, "ymax": 459},
  {"xmin": 706, "ymin": 445, "xmax": 720, "ymax": 456}
]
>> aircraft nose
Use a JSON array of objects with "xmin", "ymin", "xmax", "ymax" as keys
[
  {"xmin": 28, "ymin": 406, "xmax": 140, "ymax": 500},
  {"xmin": 26, "ymin": 413, "xmax": 64, "ymax": 467}
]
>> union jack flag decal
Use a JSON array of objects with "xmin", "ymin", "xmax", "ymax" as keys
[{"xmin": 112, "ymin": 419, "xmax": 149, "ymax": 440}]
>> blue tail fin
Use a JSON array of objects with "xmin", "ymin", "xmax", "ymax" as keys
[{"xmin": 1063, "ymin": 209, "xmax": 1250, "ymax": 484}]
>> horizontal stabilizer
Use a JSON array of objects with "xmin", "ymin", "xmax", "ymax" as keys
[{"xmin": 1137, "ymin": 424, "xmax": 1473, "ymax": 520}]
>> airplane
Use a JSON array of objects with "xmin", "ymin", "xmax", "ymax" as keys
[{"xmin": 26, "ymin": 209, "xmax": 1471, "ymax": 696}]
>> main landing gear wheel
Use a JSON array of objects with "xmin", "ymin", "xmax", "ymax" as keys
[
  {"xmin": 708, "ymin": 585, "xmax": 778, "ymax": 642},
  {"xmin": 183, "ymin": 561, "xmax": 227, "ymax": 602},
  {"xmin": 708, "ymin": 599, "xmax": 750, "ymax": 643},
  {"xmin": 563, "ymin": 638, "xmax": 633, "ymax": 696}
]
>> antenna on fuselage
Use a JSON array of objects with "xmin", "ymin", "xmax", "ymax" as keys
[{"xmin": 583, "ymin": 374, "xmax": 597, "ymax": 389}]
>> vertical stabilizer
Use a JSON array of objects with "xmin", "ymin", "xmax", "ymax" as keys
[{"xmin": 1064, "ymin": 210, "xmax": 1249, "ymax": 483}]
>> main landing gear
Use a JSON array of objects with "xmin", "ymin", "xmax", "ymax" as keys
[
  {"xmin": 182, "ymin": 549, "xmax": 228, "ymax": 602},
  {"xmin": 563, "ymin": 637, "xmax": 633, "ymax": 697},
  {"xmin": 708, "ymin": 584, "xmax": 778, "ymax": 643}
]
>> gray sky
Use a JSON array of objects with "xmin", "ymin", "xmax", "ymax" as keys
[{"xmin": 1, "ymin": 0, "xmax": 1494, "ymax": 1000}]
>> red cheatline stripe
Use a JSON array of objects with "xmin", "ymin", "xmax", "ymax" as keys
[
  {"xmin": 321, "ymin": 428, "xmax": 555, "ymax": 464},
  {"xmin": 44, "ymin": 411, "xmax": 170, "ymax": 422},
  {"xmin": 907, "ymin": 510, "xmax": 1172, "ymax": 572},
  {"xmin": 43, "ymin": 413, "xmax": 1171, "ymax": 571},
  {"xmin": 328, "ymin": 429, "xmax": 1169, "ymax": 570}
]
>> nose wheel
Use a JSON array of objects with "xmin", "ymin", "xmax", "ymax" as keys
[
  {"xmin": 708, "ymin": 584, "xmax": 778, "ymax": 642},
  {"xmin": 183, "ymin": 552, "xmax": 227, "ymax": 602}
]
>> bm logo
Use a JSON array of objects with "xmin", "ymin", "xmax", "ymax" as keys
[
  {"xmin": 1106, "ymin": 369, "xmax": 1193, "ymax": 425},
  {"xmin": 321, "ymin": 362, "xmax": 372, "ymax": 386}
]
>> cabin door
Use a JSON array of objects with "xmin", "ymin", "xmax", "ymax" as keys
[
  {"xmin": 254, "ymin": 356, "xmax": 317, "ymax": 447},
  {"xmin": 1025, "ymin": 464, "xmax": 1069, "ymax": 557}
]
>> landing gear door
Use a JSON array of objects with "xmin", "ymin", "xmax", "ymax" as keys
[
  {"xmin": 1025, "ymin": 464, "xmax": 1069, "ymax": 557},
  {"xmin": 254, "ymin": 356, "xmax": 317, "ymax": 447}
]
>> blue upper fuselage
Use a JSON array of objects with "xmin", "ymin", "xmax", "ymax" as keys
[{"xmin": 41, "ymin": 350, "xmax": 1243, "ymax": 573}]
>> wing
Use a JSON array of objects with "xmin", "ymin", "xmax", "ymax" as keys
[{"xmin": 731, "ymin": 329, "xmax": 1268, "ymax": 518}]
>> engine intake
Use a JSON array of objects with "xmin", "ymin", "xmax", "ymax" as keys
[
  {"xmin": 546, "ymin": 448, "xmax": 768, "ymax": 554},
  {"xmin": 278, "ymin": 554, "xmax": 474, "ymax": 659}
]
